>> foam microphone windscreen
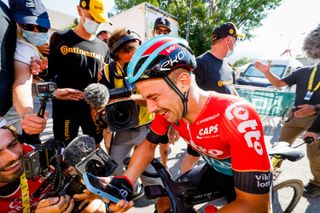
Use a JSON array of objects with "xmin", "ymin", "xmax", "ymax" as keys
[
  {"xmin": 84, "ymin": 83, "xmax": 110, "ymax": 110},
  {"xmin": 63, "ymin": 135, "xmax": 96, "ymax": 167}
]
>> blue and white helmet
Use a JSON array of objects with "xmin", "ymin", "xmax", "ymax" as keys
[{"xmin": 127, "ymin": 35, "xmax": 196, "ymax": 84}]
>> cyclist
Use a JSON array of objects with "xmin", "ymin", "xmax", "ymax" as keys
[{"xmin": 100, "ymin": 36, "xmax": 272, "ymax": 212}]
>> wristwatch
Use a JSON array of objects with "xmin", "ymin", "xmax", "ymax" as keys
[{"xmin": 314, "ymin": 105, "xmax": 320, "ymax": 113}]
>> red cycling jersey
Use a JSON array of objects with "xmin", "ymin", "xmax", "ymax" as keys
[
  {"xmin": 148, "ymin": 93, "xmax": 271, "ymax": 194},
  {"xmin": 0, "ymin": 144, "xmax": 53, "ymax": 213}
]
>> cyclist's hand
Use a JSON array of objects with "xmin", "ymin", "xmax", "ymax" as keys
[
  {"xmin": 294, "ymin": 104, "xmax": 316, "ymax": 118},
  {"xmin": 21, "ymin": 111, "xmax": 48, "ymax": 134},
  {"xmin": 35, "ymin": 195, "xmax": 74, "ymax": 213},
  {"xmin": 303, "ymin": 132, "xmax": 320, "ymax": 144},
  {"xmin": 254, "ymin": 60, "xmax": 272, "ymax": 74},
  {"xmin": 98, "ymin": 176, "xmax": 134, "ymax": 212}
]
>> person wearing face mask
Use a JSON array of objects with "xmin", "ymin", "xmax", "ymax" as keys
[
  {"xmin": 97, "ymin": 23, "xmax": 112, "ymax": 44},
  {"xmin": 181, "ymin": 22, "xmax": 245, "ymax": 173},
  {"xmin": 47, "ymin": 0, "xmax": 111, "ymax": 145},
  {"xmin": 8, "ymin": 0, "xmax": 51, "ymax": 140}
]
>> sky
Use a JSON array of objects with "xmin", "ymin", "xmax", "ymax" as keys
[{"xmin": 3, "ymin": 0, "xmax": 320, "ymax": 60}]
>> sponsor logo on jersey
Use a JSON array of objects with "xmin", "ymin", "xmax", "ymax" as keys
[
  {"xmin": 196, "ymin": 113, "xmax": 220, "ymax": 125},
  {"xmin": 255, "ymin": 173, "xmax": 271, "ymax": 188},
  {"xmin": 60, "ymin": 45, "xmax": 105, "ymax": 61},
  {"xmin": 196, "ymin": 124, "xmax": 219, "ymax": 139},
  {"xmin": 225, "ymin": 101, "xmax": 263, "ymax": 156},
  {"xmin": 188, "ymin": 139, "xmax": 223, "ymax": 157}
]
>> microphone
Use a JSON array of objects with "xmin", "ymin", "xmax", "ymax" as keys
[
  {"xmin": 84, "ymin": 83, "xmax": 110, "ymax": 110},
  {"xmin": 63, "ymin": 135, "xmax": 96, "ymax": 167}
]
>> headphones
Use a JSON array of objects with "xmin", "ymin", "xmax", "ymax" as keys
[{"xmin": 110, "ymin": 30, "xmax": 142, "ymax": 56}]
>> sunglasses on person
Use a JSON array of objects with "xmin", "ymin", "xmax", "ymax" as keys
[
  {"xmin": 155, "ymin": 28, "xmax": 170, "ymax": 35},
  {"xmin": 21, "ymin": 24, "xmax": 48, "ymax": 33}
]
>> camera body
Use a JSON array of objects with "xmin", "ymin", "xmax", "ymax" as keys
[
  {"xmin": 34, "ymin": 82, "xmax": 57, "ymax": 97},
  {"xmin": 104, "ymin": 100, "xmax": 139, "ymax": 132},
  {"xmin": 23, "ymin": 137, "xmax": 118, "ymax": 199},
  {"xmin": 75, "ymin": 148, "xmax": 118, "ymax": 177},
  {"xmin": 23, "ymin": 138, "xmax": 58, "ymax": 179}
]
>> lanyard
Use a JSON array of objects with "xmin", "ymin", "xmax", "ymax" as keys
[
  {"xmin": 20, "ymin": 171, "xmax": 31, "ymax": 213},
  {"xmin": 307, "ymin": 65, "xmax": 320, "ymax": 92}
]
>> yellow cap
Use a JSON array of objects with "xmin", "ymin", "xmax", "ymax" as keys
[{"xmin": 80, "ymin": 0, "xmax": 112, "ymax": 24}]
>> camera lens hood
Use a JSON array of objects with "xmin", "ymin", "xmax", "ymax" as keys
[{"xmin": 104, "ymin": 100, "xmax": 139, "ymax": 132}]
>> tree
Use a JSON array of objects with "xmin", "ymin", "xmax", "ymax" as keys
[
  {"xmin": 233, "ymin": 56, "xmax": 252, "ymax": 68},
  {"xmin": 113, "ymin": 0, "xmax": 282, "ymax": 56}
]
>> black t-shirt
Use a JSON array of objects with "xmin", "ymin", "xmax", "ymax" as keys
[
  {"xmin": 48, "ymin": 30, "xmax": 110, "ymax": 92},
  {"xmin": 194, "ymin": 52, "xmax": 233, "ymax": 94},
  {"xmin": 282, "ymin": 64, "xmax": 320, "ymax": 106},
  {"xmin": 0, "ymin": 1, "xmax": 16, "ymax": 116}
]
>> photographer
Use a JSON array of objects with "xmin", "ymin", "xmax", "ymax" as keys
[
  {"xmin": 0, "ymin": 117, "xmax": 107, "ymax": 213},
  {"xmin": 0, "ymin": 117, "xmax": 74, "ymax": 212}
]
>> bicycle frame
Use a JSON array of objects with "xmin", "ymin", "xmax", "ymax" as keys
[{"xmin": 142, "ymin": 141, "xmax": 305, "ymax": 213}]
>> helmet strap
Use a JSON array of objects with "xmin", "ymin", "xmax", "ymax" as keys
[{"xmin": 163, "ymin": 76, "xmax": 189, "ymax": 118}]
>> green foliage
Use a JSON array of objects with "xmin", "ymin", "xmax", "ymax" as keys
[
  {"xmin": 233, "ymin": 56, "xmax": 252, "ymax": 67},
  {"xmin": 114, "ymin": 0, "xmax": 282, "ymax": 55},
  {"xmin": 66, "ymin": 18, "xmax": 79, "ymax": 30}
]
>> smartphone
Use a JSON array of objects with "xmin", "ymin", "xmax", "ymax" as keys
[{"xmin": 83, "ymin": 172, "xmax": 126, "ymax": 203}]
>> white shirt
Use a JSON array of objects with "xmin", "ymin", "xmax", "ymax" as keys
[{"xmin": 14, "ymin": 38, "xmax": 40, "ymax": 65}]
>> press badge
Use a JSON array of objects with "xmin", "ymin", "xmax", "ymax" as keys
[{"xmin": 304, "ymin": 91, "xmax": 313, "ymax": 101}]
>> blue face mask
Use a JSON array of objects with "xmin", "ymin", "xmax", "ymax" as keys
[
  {"xmin": 225, "ymin": 37, "xmax": 236, "ymax": 58},
  {"xmin": 22, "ymin": 29, "xmax": 48, "ymax": 46},
  {"xmin": 227, "ymin": 49, "xmax": 234, "ymax": 57}
]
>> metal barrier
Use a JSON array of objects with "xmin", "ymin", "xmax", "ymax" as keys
[{"xmin": 234, "ymin": 85, "xmax": 295, "ymax": 118}]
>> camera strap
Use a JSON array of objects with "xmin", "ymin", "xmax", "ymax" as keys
[{"xmin": 20, "ymin": 171, "xmax": 31, "ymax": 213}]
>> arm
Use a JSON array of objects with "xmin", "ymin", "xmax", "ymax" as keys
[
  {"xmin": 254, "ymin": 60, "xmax": 287, "ymax": 88},
  {"xmin": 124, "ymin": 139, "xmax": 158, "ymax": 183},
  {"xmin": 12, "ymin": 61, "xmax": 33, "ymax": 116},
  {"xmin": 12, "ymin": 61, "xmax": 47, "ymax": 134}
]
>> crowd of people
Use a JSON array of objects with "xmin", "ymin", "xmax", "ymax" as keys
[{"xmin": 0, "ymin": 0, "xmax": 320, "ymax": 212}]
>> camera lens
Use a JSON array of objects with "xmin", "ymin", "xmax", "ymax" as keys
[
  {"xmin": 85, "ymin": 159, "xmax": 107, "ymax": 176},
  {"xmin": 105, "ymin": 100, "xmax": 139, "ymax": 131},
  {"xmin": 113, "ymin": 106, "xmax": 131, "ymax": 124}
]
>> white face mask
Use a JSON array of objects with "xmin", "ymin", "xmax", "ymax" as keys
[
  {"xmin": 83, "ymin": 17, "xmax": 101, "ymax": 35},
  {"xmin": 225, "ymin": 37, "xmax": 236, "ymax": 57},
  {"xmin": 80, "ymin": 9, "xmax": 101, "ymax": 35}
]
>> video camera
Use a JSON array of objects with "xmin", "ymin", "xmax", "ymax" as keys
[
  {"xmin": 23, "ymin": 136, "xmax": 118, "ymax": 198},
  {"xmin": 34, "ymin": 82, "xmax": 57, "ymax": 98},
  {"xmin": 23, "ymin": 138, "xmax": 60, "ymax": 179},
  {"xmin": 105, "ymin": 78, "xmax": 139, "ymax": 131}
]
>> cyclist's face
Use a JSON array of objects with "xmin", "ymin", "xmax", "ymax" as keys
[
  {"xmin": 137, "ymin": 78, "xmax": 184, "ymax": 122},
  {"xmin": 0, "ymin": 129, "xmax": 23, "ymax": 186}
]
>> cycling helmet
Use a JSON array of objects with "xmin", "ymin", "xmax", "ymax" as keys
[
  {"xmin": 127, "ymin": 36, "xmax": 196, "ymax": 118},
  {"xmin": 127, "ymin": 35, "xmax": 196, "ymax": 84}
]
